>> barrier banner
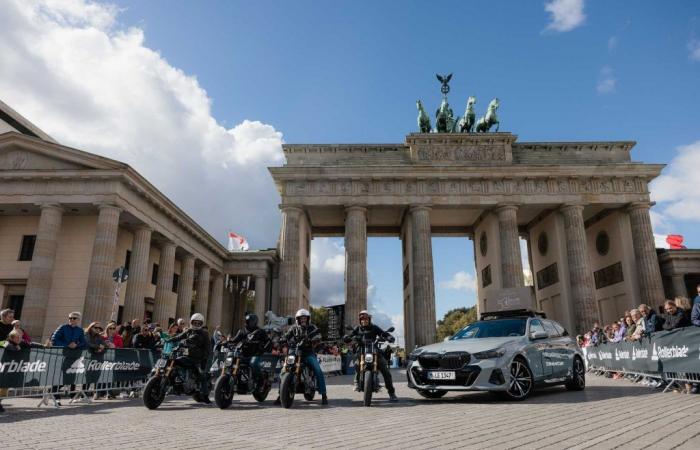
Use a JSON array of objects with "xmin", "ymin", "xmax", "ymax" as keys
[
  {"xmin": 0, "ymin": 347, "xmax": 154, "ymax": 389},
  {"xmin": 585, "ymin": 327, "xmax": 700, "ymax": 375},
  {"xmin": 317, "ymin": 354, "xmax": 342, "ymax": 373}
]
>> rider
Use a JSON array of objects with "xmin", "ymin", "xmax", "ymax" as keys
[
  {"xmin": 228, "ymin": 313, "xmax": 272, "ymax": 381},
  {"xmin": 169, "ymin": 313, "xmax": 212, "ymax": 403},
  {"xmin": 274, "ymin": 308, "xmax": 328, "ymax": 405},
  {"xmin": 345, "ymin": 310, "xmax": 398, "ymax": 401}
]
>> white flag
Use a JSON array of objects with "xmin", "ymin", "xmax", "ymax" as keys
[{"xmin": 228, "ymin": 231, "xmax": 249, "ymax": 251}]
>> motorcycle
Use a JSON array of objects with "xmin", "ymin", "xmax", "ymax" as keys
[
  {"xmin": 348, "ymin": 326, "xmax": 395, "ymax": 407},
  {"xmin": 213, "ymin": 343, "xmax": 278, "ymax": 409},
  {"xmin": 278, "ymin": 337, "xmax": 319, "ymax": 408},
  {"xmin": 143, "ymin": 344, "xmax": 210, "ymax": 409}
]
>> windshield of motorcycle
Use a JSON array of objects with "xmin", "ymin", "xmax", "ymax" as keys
[{"xmin": 452, "ymin": 318, "xmax": 527, "ymax": 339}]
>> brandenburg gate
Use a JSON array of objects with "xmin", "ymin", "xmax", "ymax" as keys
[{"xmin": 268, "ymin": 79, "xmax": 664, "ymax": 351}]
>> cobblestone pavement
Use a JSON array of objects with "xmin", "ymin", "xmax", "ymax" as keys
[{"xmin": 2, "ymin": 371, "xmax": 699, "ymax": 450}]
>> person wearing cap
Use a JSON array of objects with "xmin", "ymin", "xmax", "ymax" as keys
[
  {"xmin": 274, "ymin": 308, "xmax": 328, "ymax": 405},
  {"xmin": 345, "ymin": 310, "xmax": 398, "ymax": 401}
]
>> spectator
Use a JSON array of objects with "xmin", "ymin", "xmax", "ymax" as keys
[
  {"xmin": 104, "ymin": 322, "xmax": 124, "ymax": 348},
  {"xmin": 676, "ymin": 296, "xmax": 692, "ymax": 316},
  {"xmin": 610, "ymin": 322, "xmax": 625, "ymax": 343},
  {"xmin": 691, "ymin": 284, "xmax": 700, "ymax": 326},
  {"xmin": 177, "ymin": 318, "xmax": 186, "ymax": 332},
  {"xmin": 0, "ymin": 308, "xmax": 15, "ymax": 341},
  {"xmin": 590, "ymin": 322, "xmax": 606, "ymax": 345},
  {"xmin": 212, "ymin": 325, "xmax": 223, "ymax": 346},
  {"xmin": 624, "ymin": 314, "xmax": 636, "ymax": 338},
  {"xmin": 161, "ymin": 322, "xmax": 180, "ymax": 355},
  {"xmin": 50, "ymin": 312, "xmax": 87, "ymax": 349},
  {"xmin": 85, "ymin": 322, "xmax": 106, "ymax": 353},
  {"xmin": 639, "ymin": 304, "xmax": 662, "ymax": 333},
  {"xmin": 131, "ymin": 319, "xmax": 142, "ymax": 335},
  {"xmin": 132, "ymin": 325, "xmax": 155, "ymax": 349},
  {"xmin": 120, "ymin": 323, "xmax": 134, "ymax": 348},
  {"xmin": 3, "ymin": 329, "xmax": 42, "ymax": 351},
  {"xmin": 662, "ymin": 300, "xmax": 690, "ymax": 330},
  {"xmin": 11, "ymin": 320, "xmax": 32, "ymax": 344},
  {"xmin": 626, "ymin": 309, "xmax": 646, "ymax": 341}
]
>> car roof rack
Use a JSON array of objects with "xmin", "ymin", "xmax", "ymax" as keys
[{"xmin": 480, "ymin": 309, "xmax": 546, "ymax": 321}]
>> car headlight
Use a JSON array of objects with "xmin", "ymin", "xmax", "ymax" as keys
[
  {"xmin": 474, "ymin": 348, "xmax": 506, "ymax": 359},
  {"xmin": 408, "ymin": 347, "xmax": 425, "ymax": 361}
]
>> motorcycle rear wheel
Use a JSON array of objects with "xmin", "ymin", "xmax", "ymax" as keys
[
  {"xmin": 363, "ymin": 372, "xmax": 373, "ymax": 407},
  {"xmin": 214, "ymin": 374, "xmax": 234, "ymax": 409},
  {"xmin": 280, "ymin": 372, "xmax": 295, "ymax": 409},
  {"xmin": 143, "ymin": 376, "xmax": 166, "ymax": 410}
]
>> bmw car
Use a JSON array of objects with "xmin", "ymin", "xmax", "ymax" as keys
[{"xmin": 406, "ymin": 310, "xmax": 585, "ymax": 400}]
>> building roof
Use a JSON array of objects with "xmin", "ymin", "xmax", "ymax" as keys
[{"xmin": 0, "ymin": 99, "xmax": 58, "ymax": 144}]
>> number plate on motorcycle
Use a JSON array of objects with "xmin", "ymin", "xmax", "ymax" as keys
[{"xmin": 427, "ymin": 371, "xmax": 455, "ymax": 380}]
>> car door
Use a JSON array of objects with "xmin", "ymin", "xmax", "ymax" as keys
[
  {"xmin": 526, "ymin": 319, "xmax": 551, "ymax": 378},
  {"xmin": 542, "ymin": 320, "xmax": 568, "ymax": 378}
]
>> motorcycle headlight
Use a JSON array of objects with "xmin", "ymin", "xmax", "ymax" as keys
[
  {"xmin": 474, "ymin": 348, "xmax": 506, "ymax": 359},
  {"xmin": 286, "ymin": 355, "xmax": 296, "ymax": 365},
  {"xmin": 364, "ymin": 354, "xmax": 374, "ymax": 364},
  {"xmin": 224, "ymin": 357, "xmax": 233, "ymax": 366}
]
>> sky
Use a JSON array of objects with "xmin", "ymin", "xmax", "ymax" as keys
[{"xmin": 2, "ymin": 0, "xmax": 700, "ymax": 344}]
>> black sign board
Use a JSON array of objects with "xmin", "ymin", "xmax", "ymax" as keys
[{"xmin": 325, "ymin": 304, "xmax": 345, "ymax": 341}]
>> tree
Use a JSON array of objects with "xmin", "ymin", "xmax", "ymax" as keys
[
  {"xmin": 310, "ymin": 306, "xmax": 329, "ymax": 341},
  {"xmin": 436, "ymin": 307, "xmax": 477, "ymax": 341}
]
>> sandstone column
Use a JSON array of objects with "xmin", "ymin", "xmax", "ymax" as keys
[
  {"xmin": 254, "ymin": 275, "xmax": 267, "ymax": 320},
  {"xmin": 410, "ymin": 206, "xmax": 436, "ymax": 346},
  {"xmin": 208, "ymin": 273, "xmax": 224, "ymax": 329},
  {"xmin": 175, "ymin": 254, "xmax": 196, "ymax": 321},
  {"xmin": 152, "ymin": 241, "xmax": 176, "ymax": 325},
  {"xmin": 122, "ymin": 225, "xmax": 152, "ymax": 323},
  {"xmin": 23, "ymin": 203, "xmax": 63, "ymax": 339},
  {"xmin": 628, "ymin": 202, "xmax": 665, "ymax": 306},
  {"xmin": 344, "ymin": 206, "xmax": 368, "ymax": 328},
  {"xmin": 83, "ymin": 204, "xmax": 121, "ymax": 324},
  {"xmin": 560, "ymin": 204, "xmax": 598, "ymax": 333},
  {"xmin": 278, "ymin": 206, "xmax": 302, "ymax": 316},
  {"xmin": 495, "ymin": 205, "xmax": 524, "ymax": 288},
  {"xmin": 195, "ymin": 264, "xmax": 210, "ymax": 318},
  {"xmin": 671, "ymin": 274, "xmax": 687, "ymax": 299}
]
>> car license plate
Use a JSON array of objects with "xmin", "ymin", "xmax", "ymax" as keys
[{"xmin": 427, "ymin": 371, "xmax": 455, "ymax": 380}]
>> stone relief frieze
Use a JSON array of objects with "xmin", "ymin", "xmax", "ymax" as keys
[
  {"xmin": 283, "ymin": 176, "xmax": 648, "ymax": 197},
  {"xmin": 415, "ymin": 144, "xmax": 506, "ymax": 162}
]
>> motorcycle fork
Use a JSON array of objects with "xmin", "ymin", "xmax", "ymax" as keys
[
  {"xmin": 164, "ymin": 360, "xmax": 175, "ymax": 378},
  {"xmin": 373, "ymin": 352, "xmax": 378, "ymax": 373},
  {"xmin": 360, "ymin": 353, "xmax": 365, "ymax": 372},
  {"xmin": 233, "ymin": 358, "xmax": 240, "ymax": 376}
]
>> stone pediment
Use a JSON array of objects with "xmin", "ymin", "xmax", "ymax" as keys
[{"xmin": 0, "ymin": 132, "xmax": 125, "ymax": 171}]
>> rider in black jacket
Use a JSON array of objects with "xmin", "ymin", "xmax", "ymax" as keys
[
  {"xmin": 169, "ymin": 313, "xmax": 212, "ymax": 403},
  {"xmin": 345, "ymin": 310, "xmax": 398, "ymax": 401},
  {"xmin": 228, "ymin": 314, "xmax": 272, "ymax": 377}
]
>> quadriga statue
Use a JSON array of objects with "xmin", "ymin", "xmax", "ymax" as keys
[
  {"xmin": 475, "ymin": 98, "xmax": 500, "ymax": 133},
  {"xmin": 416, "ymin": 100, "xmax": 431, "ymax": 133}
]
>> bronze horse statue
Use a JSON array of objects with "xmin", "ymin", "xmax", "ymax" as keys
[
  {"xmin": 416, "ymin": 100, "xmax": 431, "ymax": 133},
  {"xmin": 475, "ymin": 98, "xmax": 500, "ymax": 133}
]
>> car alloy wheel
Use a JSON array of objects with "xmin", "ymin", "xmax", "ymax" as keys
[
  {"xmin": 566, "ymin": 357, "xmax": 586, "ymax": 391},
  {"xmin": 507, "ymin": 359, "xmax": 533, "ymax": 400}
]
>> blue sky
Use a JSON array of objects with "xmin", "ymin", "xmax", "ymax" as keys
[{"xmin": 2, "ymin": 1, "xmax": 700, "ymax": 339}]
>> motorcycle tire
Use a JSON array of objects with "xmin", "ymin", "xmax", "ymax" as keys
[
  {"xmin": 253, "ymin": 382, "xmax": 271, "ymax": 403},
  {"xmin": 280, "ymin": 372, "xmax": 295, "ymax": 409},
  {"xmin": 214, "ymin": 374, "xmax": 234, "ymax": 409},
  {"xmin": 363, "ymin": 371, "xmax": 373, "ymax": 407},
  {"xmin": 143, "ymin": 376, "xmax": 166, "ymax": 410}
]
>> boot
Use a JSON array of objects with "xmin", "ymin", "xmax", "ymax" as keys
[
  {"xmin": 200, "ymin": 395, "xmax": 211, "ymax": 404},
  {"xmin": 389, "ymin": 392, "xmax": 398, "ymax": 402},
  {"xmin": 321, "ymin": 394, "xmax": 328, "ymax": 405}
]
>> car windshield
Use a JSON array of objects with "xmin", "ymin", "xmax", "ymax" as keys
[{"xmin": 452, "ymin": 319, "xmax": 527, "ymax": 339}]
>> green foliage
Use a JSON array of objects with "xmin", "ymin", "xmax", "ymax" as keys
[
  {"xmin": 436, "ymin": 307, "xmax": 477, "ymax": 341},
  {"xmin": 310, "ymin": 306, "xmax": 329, "ymax": 340}
]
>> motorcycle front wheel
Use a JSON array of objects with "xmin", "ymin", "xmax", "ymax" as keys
[
  {"xmin": 363, "ymin": 371, "xmax": 373, "ymax": 407},
  {"xmin": 280, "ymin": 372, "xmax": 295, "ymax": 409},
  {"xmin": 143, "ymin": 376, "xmax": 166, "ymax": 410},
  {"xmin": 252, "ymin": 378, "xmax": 271, "ymax": 402},
  {"xmin": 214, "ymin": 374, "xmax": 234, "ymax": 409}
]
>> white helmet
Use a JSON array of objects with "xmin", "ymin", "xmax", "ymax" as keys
[
  {"xmin": 295, "ymin": 309, "xmax": 310, "ymax": 325},
  {"xmin": 190, "ymin": 313, "xmax": 205, "ymax": 329}
]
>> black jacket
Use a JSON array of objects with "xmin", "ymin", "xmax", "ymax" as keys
[
  {"xmin": 230, "ymin": 326, "xmax": 271, "ymax": 357},
  {"xmin": 0, "ymin": 322, "xmax": 13, "ymax": 341},
  {"xmin": 132, "ymin": 333, "xmax": 155, "ymax": 350},
  {"xmin": 662, "ymin": 309, "xmax": 690, "ymax": 330},
  {"xmin": 283, "ymin": 324, "xmax": 321, "ymax": 355},
  {"xmin": 170, "ymin": 327, "xmax": 210, "ymax": 361},
  {"xmin": 345, "ymin": 324, "xmax": 394, "ymax": 345}
]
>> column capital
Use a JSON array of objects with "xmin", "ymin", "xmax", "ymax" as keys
[
  {"xmin": 35, "ymin": 202, "xmax": 65, "ymax": 213},
  {"xmin": 280, "ymin": 205, "xmax": 304, "ymax": 215},
  {"xmin": 182, "ymin": 253, "xmax": 196, "ymax": 263},
  {"xmin": 95, "ymin": 202, "xmax": 122, "ymax": 213},
  {"xmin": 133, "ymin": 223, "xmax": 153, "ymax": 233},
  {"xmin": 345, "ymin": 205, "xmax": 368, "ymax": 214},
  {"xmin": 409, "ymin": 204, "xmax": 432, "ymax": 213},
  {"xmin": 159, "ymin": 240, "xmax": 177, "ymax": 250},
  {"xmin": 559, "ymin": 203, "xmax": 587, "ymax": 214},
  {"xmin": 626, "ymin": 201, "xmax": 653, "ymax": 212},
  {"xmin": 494, "ymin": 204, "xmax": 519, "ymax": 215}
]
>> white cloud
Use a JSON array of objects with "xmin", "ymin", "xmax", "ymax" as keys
[
  {"xmin": 608, "ymin": 36, "xmax": 618, "ymax": 51},
  {"xmin": 0, "ymin": 0, "xmax": 284, "ymax": 248},
  {"xmin": 597, "ymin": 66, "xmax": 616, "ymax": 94},
  {"xmin": 440, "ymin": 271, "xmax": 477, "ymax": 292},
  {"xmin": 650, "ymin": 140, "xmax": 700, "ymax": 225},
  {"xmin": 544, "ymin": 0, "xmax": 586, "ymax": 32},
  {"xmin": 689, "ymin": 38, "xmax": 700, "ymax": 62}
]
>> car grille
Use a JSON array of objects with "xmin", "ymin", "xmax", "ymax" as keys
[
  {"xmin": 418, "ymin": 351, "xmax": 471, "ymax": 369},
  {"xmin": 410, "ymin": 365, "xmax": 481, "ymax": 387}
]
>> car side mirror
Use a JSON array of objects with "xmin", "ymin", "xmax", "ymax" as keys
[
  {"xmin": 530, "ymin": 331, "xmax": 548, "ymax": 340},
  {"xmin": 387, "ymin": 327, "xmax": 395, "ymax": 333}
]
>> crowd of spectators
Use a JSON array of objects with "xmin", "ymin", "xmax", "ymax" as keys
[{"xmin": 578, "ymin": 284, "xmax": 700, "ymax": 393}]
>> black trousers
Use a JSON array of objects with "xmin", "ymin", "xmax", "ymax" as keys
[
  {"xmin": 354, "ymin": 354, "xmax": 395, "ymax": 394},
  {"xmin": 174, "ymin": 356, "xmax": 209, "ymax": 394}
]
